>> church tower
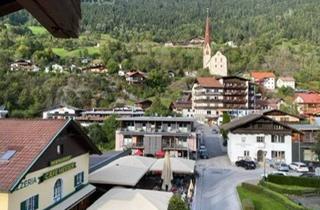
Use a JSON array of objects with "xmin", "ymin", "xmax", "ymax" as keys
[{"xmin": 203, "ymin": 9, "xmax": 211, "ymax": 69}]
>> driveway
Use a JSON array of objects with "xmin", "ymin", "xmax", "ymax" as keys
[{"xmin": 193, "ymin": 124, "xmax": 267, "ymax": 210}]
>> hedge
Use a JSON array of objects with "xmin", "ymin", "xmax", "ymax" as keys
[
  {"xmin": 241, "ymin": 183, "xmax": 306, "ymax": 210},
  {"xmin": 261, "ymin": 181, "xmax": 320, "ymax": 195},
  {"xmin": 267, "ymin": 175, "xmax": 320, "ymax": 188},
  {"xmin": 242, "ymin": 198, "xmax": 255, "ymax": 210}
]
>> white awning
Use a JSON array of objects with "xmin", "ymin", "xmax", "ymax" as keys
[
  {"xmin": 150, "ymin": 157, "xmax": 195, "ymax": 174},
  {"xmin": 87, "ymin": 187, "xmax": 172, "ymax": 210},
  {"xmin": 50, "ymin": 184, "xmax": 96, "ymax": 210},
  {"xmin": 89, "ymin": 156, "xmax": 156, "ymax": 186}
]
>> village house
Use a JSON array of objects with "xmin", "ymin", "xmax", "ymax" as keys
[
  {"xmin": 115, "ymin": 117, "xmax": 198, "ymax": 158},
  {"xmin": 77, "ymin": 106, "xmax": 145, "ymax": 127},
  {"xmin": 221, "ymin": 114, "xmax": 301, "ymax": 164},
  {"xmin": 262, "ymin": 109, "xmax": 303, "ymax": 123},
  {"xmin": 42, "ymin": 105, "xmax": 83, "ymax": 120},
  {"xmin": 294, "ymin": 92, "xmax": 320, "ymax": 120},
  {"xmin": 0, "ymin": 119, "xmax": 101, "ymax": 210},
  {"xmin": 134, "ymin": 99, "xmax": 153, "ymax": 110},
  {"xmin": 10, "ymin": 59, "xmax": 40, "ymax": 72},
  {"xmin": 277, "ymin": 76, "xmax": 295, "ymax": 89},
  {"xmin": 250, "ymin": 71, "xmax": 276, "ymax": 90},
  {"xmin": 290, "ymin": 124, "xmax": 320, "ymax": 163},
  {"xmin": 255, "ymin": 98, "xmax": 285, "ymax": 110},
  {"xmin": 125, "ymin": 71, "xmax": 146, "ymax": 84},
  {"xmin": 81, "ymin": 64, "xmax": 108, "ymax": 74},
  {"xmin": 170, "ymin": 92, "xmax": 193, "ymax": 118}
]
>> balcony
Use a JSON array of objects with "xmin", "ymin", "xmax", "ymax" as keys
[
  {"xmin": 224, "ymin": 84, "xmax": 247, "ymax": 90},
  {"xmin": 223, "ymin": 99, "xmax": 247, "ymax": 104},
  {"xmin": 224, "ymin": 91, "xmax": 247, "ymax": 96}
]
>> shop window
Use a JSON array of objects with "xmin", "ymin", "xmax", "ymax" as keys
[
  {"xmin": 21, "ymin": 195, "xmax": 39, "ymax": 210},
  {"xmin": 53, "ymin": 179, "xmax": 63, "ymax": 203}
]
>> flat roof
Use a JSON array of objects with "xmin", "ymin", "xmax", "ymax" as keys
[{"xmin": 117, "ymin": 117, "xmax": 195, "ymax": 122}]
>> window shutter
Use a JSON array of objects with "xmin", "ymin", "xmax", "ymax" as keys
[
  {"xmin": 74, "ymin": 175, "xmax": 77, "ymax": 187},
  {"xmin": 34, "ymin": 195, "xmax": 39, "ymax": 209},
  {"xmin": 20, "ymin": 200, "xmax": 26, "ymax": 210}
]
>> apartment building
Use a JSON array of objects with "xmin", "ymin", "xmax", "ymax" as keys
[
  {"xmin": 115, "ymin": 117, "xmax": 197, "ymax": 158},
  {"xmin": 191, "ymin": 76, "xmax": 255, "ymax": 124}
]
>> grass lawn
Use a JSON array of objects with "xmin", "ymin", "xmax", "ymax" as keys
[
  {"xmin": 237, "ymin": 186, "xmax": 288, "ymax": 210},
  {"xmin": 28, "ymin": 26, "xmax": 48, "ymax": 35},
  {"xmin": 52, "ymin": 47, "xmax": 100, "ymax": 58}
]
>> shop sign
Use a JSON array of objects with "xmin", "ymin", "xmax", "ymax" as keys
[
  {"xmin": 15, "ymin": 177, "xmax": 38, "ymax": 191},
  {"xmin": 39, "ymin": 162, "xmax": 76, "ymax": 183},
  {"xmin": 50, "ymin": 155, "xmax": 72, "ymax": 166}
]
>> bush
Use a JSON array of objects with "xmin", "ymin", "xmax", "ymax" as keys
[
  {"xmin": 167, "ymin": 195, "xmax": 188, "ymax": 210},
  {"xmin": 242, "ymin": 198, "xmax": 255, "ymax": 210},
  {"xmin": 260, "ymin": 181, "xmax": 320, "ymax": 195},
  {"xmin": 241, "ymin": 183, "xmax": 306, "ymax": 210},
  {"xmin": 267, "ymin": 175, "xmax": 320, "ymax": 188}
]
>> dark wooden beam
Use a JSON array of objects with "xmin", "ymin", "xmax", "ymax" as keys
[
  {"xmin": 0, "ymin": 1, "xmax": 23, "ymax": 17},
  {"xmin": 15, "ymin": 0, "xmax": 81, "ymax": 38}
]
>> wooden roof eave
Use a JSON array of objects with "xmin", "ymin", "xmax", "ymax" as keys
[{"xmin": 1, "ymin": 0, "xmax": 81, "ymax": 38}]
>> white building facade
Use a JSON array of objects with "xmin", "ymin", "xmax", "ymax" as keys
[
  {"xmin": 222, "ymin": 114, "xmax": 300, "ymax": 164},
  {"xmin": 277, "ymin": 77, "xmax": 295, "ymax": 89}
]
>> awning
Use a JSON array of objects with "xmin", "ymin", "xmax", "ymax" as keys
[
  {"xmin": 87, "ymin": 187, "xmax": 172, "ymax": 210},
  {"xmin": 150, "ymin": 157, "xmax": 195, "ymax": 174},
  {"xmin": 89, "ymin": 156, "xmax": 156, "ymax": 186},
  {"xmin": 50, "ymin": 184, "xmax": 96, "ymax": 210}
]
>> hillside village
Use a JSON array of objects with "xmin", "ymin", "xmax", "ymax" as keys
[{"xmin": 2, "ymin": 1, "xmax": 320, "ymax": 210}]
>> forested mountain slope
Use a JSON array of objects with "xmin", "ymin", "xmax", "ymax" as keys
[{"xmin": 81, "ymin": 0, "xmax": 320, "ymax": 44}]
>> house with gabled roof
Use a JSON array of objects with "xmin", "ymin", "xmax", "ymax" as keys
[
  {"xmin": 250, "ymin": 71, "xmax": 276, "ymax": 90},
  {"xmin": 0, "ymin": 119, "xmax": 100, "ymax": 210},
  {"xmin": 221, "ymin": 114, "xmax": 301, "ymax": 164}
]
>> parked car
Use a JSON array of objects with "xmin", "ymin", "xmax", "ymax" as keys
[
  {"xmin": 276, "ymin": 163, "xmax": 290, "ymax": 172},
  {"xmin": 289, "ymin": 162, "xmax": 309, "ymax": 172},
  {"xmin": 235, "ymin": 160, "xmax": 256, "ymax": 170},
  {"xmin": 261, "ymin": 171, "xmax": 287, "ymax": 179},
  {"xmin": 199, "ymin": 145, "xmax": 207, "ymax": 152},
  {"xmin": 200, "ymin": 150, "xmax": 209, "ymax": 159},
  {"xmin": 301, "ymin": 172, "xmax": 317, "ymax": 177}
]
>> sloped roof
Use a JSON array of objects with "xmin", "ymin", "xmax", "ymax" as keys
[
  {"xmin": 262, "ymin": 109, "xmax": 304, "ymax": 120},
  {"xmin": 87, "ymin": 188, "xmax": 172, "ymax": 210},
  {"xmin": 251, "ymin": 71, "xmax": 276, "ymax": 81},
  {"xmin": 278, "ymin": 76, "xmax": 295, "ymax": 82},
  {"xmin": 196, "ymin": 77, "xmax": 223, "ymax": 88},
  {"xmin": 221, "ymin": 114, "xmax": 301, "ymax": 133},
  {"xmin": 0, "ymin": 119, "xmax": 100, "ymax": 192},
  {"xmin": 295, "ymin": 93, "xmax": 320, "ymax": 104}
]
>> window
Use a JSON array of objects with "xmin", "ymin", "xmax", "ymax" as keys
[
  {"xmin": 57, "ymin": 145, "xmax": 63, "ymax": 155},
  {"xmin": 244, "ymin": 150, "xmax": 250, "ymax": 157},
  {"xmin": 256, "ymin": 136, "xmax": 265, "ymax": 143},
  {"xmin": 53, "ymin": 179, "xmax": 63, "ymax": 203},
  {"xmin": 21, "ymin": 195, "xmax": 39, "ymax": 210},
  {"xmin": 273, "ymin": 124, "xmax": 283, "ymax": 130},
  {"xmin": 272, "ymin": 135, "xmax": 285, "ymax": 143},
  {"xmin": 271, "ymin": 151, "xmax": 285, "ymax": 159},
  {"xmin": 74, "ymin": 172, "xmax": 84, "ymax": 188},
  {"xmin": 0, "ymin": 150, "xmax": 16, "ymax": 161}
]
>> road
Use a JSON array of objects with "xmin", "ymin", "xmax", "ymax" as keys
[{"xmin": 193, "ymin": 124, "xmax": 267, "ymax": 210}]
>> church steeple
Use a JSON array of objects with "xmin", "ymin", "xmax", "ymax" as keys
[
  {"xmin": 204, "ymin": 8, "xmax": 211, "ymax": 46},
  {"xmin": 203, "ymin": 8, "xmax": 212, "ymax": 69}
]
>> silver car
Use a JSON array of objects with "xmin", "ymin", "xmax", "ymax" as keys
[{"xmin": 277, "ymin": 163, "xmax": 289, "ymax": 172}]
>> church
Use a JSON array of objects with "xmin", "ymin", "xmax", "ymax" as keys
[{"xmin": 203, "ymin": 13, "xmax": 228, "ymax": 77}]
